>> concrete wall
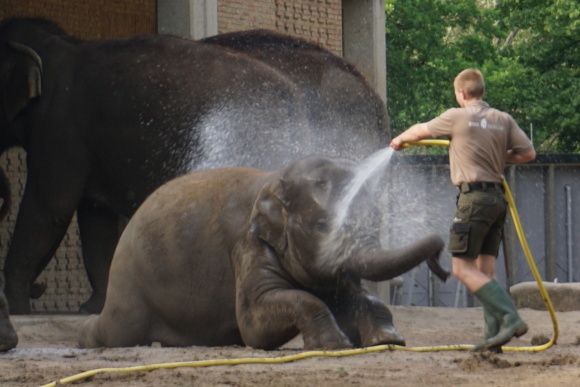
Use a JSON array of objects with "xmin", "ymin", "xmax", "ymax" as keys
[
  {"xmin": 382, "ymin": 154, "xmax": 580, "ymax": 308},
  {"xmin": 158, "ymin": 0, "xmax": 218, "ymax": 39},
  {"xmin": 342, "ymin": 0, "xmax": 386, "ymax": 101}
]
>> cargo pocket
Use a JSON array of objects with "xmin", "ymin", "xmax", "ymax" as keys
[{"xmin": 449, "ymin": 222, "xmax": 470, "ymax": 254}]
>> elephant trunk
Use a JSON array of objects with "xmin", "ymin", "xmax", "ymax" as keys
[
  {"xmin": 0, "ymin": 166, "xmax": 11, "ymax": 221},
  {"xmin": 343, "ymin": 234, "xmax": 447, "ymax": 282}
]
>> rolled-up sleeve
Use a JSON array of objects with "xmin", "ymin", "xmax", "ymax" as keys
[{"xmin": 425, "ymin": 108, "xmax": 458, "ymax": 138}]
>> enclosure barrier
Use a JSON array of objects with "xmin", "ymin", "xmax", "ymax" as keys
[{"xmin": 39, "ymin": 140, "xmax": 558, "ymax": 387}]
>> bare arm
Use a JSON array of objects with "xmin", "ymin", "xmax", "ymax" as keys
[
  {"xmin": 506, "ymin": 148, "xmax": 536, "ymax": 164},
  {"xmin": 389, "ymin": 123, "xmax": 432, "ymax": 151}
]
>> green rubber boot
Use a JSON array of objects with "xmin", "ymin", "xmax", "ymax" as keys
[
  {"xmin": 473, "ymin": 280, "xmax": 528, "ymax": 351},
  {"xmin": 472, "ymin": 305, "xmax": 500, "ymax": 352}
]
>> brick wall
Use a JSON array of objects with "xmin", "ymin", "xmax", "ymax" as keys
[
  {"xmin": 0, "ymin": 0, "xmax": 156, "ymax": 39},
  {"xmin": 219, "ymin": 0, "xmax": 343, "ymax": 56}
]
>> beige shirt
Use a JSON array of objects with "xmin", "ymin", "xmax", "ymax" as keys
[{"xmin": 426, "ymin": 101, "xmax": 534, "ymax": 186}]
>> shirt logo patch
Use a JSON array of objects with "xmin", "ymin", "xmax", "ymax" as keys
[{"xmin": 468, "ymin": 119, "xmax": 505, "ymax": 130}]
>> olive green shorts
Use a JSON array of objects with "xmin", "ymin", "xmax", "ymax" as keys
[{"xmin": 448, "ymin": 189, "xmax": 507, "ymax": 259}]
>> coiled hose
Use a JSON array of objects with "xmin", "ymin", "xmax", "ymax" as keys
[{"xmin": 40, "ymin": 139, "xmax": 558, "ymax": 386}]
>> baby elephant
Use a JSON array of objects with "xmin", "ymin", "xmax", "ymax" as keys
[{"xmin": 79, "ymin": 156, "xmax": 446, "ymax": 350}]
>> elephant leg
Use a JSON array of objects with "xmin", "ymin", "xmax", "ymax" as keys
[
  {"xmin": 78, "ymin": 262, "xmax": 151, "ymax": 348},
  {"xmin": 77, "ymin": 314, "xmax": 102, "ymax": 348},
  {"xmin": 358, "ymin": 294, "xmax": 405, "ymax": 347},
  {"xmin": 77, "ymin": 203, "xmax": 122, "ymax": 314},
  {"xmin": 78, "ymin": 296, "xmax": 152, "ymax": 348},
  {"xmin": 4, "ymin": 192, "xmax": 75, "ymax": 314},
  {"xmin": 237, "ymin": 288, "xmax": 353, "ymax": 350},
  {"xmin": 332, "ymin": 291, "xmax": 405, "ymax": 348},
  {"xmin": 0, "ymin": 292, "xmax": 18, "ymax": 351}
]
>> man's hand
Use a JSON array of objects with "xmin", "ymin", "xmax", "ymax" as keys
[
  {"xmin": 390, "ymin": 137, "xmax": 404, "ymax": 151},
  {"xmin": 389, "ymin": 123, "xmax": 432, "ymax": 151}
]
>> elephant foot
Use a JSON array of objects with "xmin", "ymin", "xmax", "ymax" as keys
[
  {"xmin": 362, "ymin": 325, "xmax": 406, "ymax": 347},
  {"xmin": 78, "ymin": 315, "xmax": 102, "ymax": 348},
  {"xmin": 1, "ymin": 295, "xmax": 19, "ymax": 351},
  {"xmin": 0, "ymin": 323, "xmax": 18, "ymax": 352},
  {"xmin": 303, "ymin": 328, "xmax": 353, "ymax": 350},
  {"xmin": 79, "ymin": 294, "xmax": 106, "ymax": 314},
  {"xmin": 29, "ymin": 282, "xmax": 47, "ymax": 299}
]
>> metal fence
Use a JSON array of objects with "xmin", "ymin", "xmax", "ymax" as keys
[{"xmin": 367, "ymin": 153, "xmax": 580, "ymax": 307}]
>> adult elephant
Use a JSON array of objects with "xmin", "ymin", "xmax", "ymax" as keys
[
  {"xmin": 79, "ymin": 156, "xmax": 447, "ymax": 349},
  {"xmin": 201, "ymin": 29, "xmax": 391, "ymax": 160},
  {"xmin": 0, "ymin": 18, "xmax": 389, "ymax": 350}
]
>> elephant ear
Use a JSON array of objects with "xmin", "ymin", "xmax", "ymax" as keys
[
  {"xmin": 250, "ymin": 179, "xmax": 288, "ymax": 256},
  {"xmin": 0, "ymin": 41, "xmax": 42, "ymax": 123}
]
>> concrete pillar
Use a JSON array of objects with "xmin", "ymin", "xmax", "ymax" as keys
[
  {"xmin": 342, "ymin": 0, "xmax": 387, "ymax": 102},
  {"xmin": 157, "ymin": 0, "xmax": 218, "ymax": 39},
  {"xmin": 505, "ymin": 166, "xmax": 518, "ymax": 286},
  {"xmin": 544, "ymin": 165, "xmax": 557, "ymax": 281},
  {"xmin": 343, "ymin": 0, "xmax": 388, "ymax": 303}
]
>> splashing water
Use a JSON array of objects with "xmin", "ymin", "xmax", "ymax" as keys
[
  {"xmin": 333, "ymin": 147, "xmax": 394, "ymax": 229},
  {"xmin": 317, "ymin": 147, "xmax": 395, "ymax": 271}
]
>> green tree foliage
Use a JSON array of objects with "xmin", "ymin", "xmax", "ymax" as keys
[{"xmin": 386, "ymin": 0, "xmax": 579, "ymax": 153}]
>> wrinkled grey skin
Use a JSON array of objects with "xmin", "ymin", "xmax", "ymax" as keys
[
  {"xmin": 0, "ymin": 17, "xmax": 389, "ymax": 351},
  {"xmin": 79, "ymin": 156, "xmax": 446, "ymax": 350},
  {"xmin": 0, "ymin": 293, "xmax": 17, "ymax": 351}
]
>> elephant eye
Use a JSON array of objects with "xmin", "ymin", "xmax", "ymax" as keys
[
  {"xmin": 314, "ymin": 180, "xmax": 328, "ymax": 190},
  {"xmin": 314, "ymin": 218, "xmax": 330, "ymax": 233}
]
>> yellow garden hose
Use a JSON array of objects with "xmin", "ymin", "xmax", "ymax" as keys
[
  {"xmin": 401, "ymin": 139, "xmax": 453, "ymax": 149},
  {"xmin": 36, "ymin": 345, "xmax": 460, "ymax": 387},
  {"xmin": 40, "ymin": 139, "xmax": 558, "ymax": 386}
]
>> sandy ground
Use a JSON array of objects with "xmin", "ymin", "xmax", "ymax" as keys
[{"xmin": 1, "ymin": 306, "xmax": 578, "ymax": 386}]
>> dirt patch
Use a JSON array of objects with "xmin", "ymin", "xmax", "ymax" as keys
[{"xmin": 1, "ymin": 306, "xmax": 579, "ymax": 386}]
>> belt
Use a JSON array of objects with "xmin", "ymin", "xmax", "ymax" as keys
[{"xmin": 458, "ymin": 182, "xmax": 504, "ymax": 193}]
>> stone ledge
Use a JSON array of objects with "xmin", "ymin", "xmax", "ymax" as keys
[{"xmin": 510, "ymin": 282, "xmax": 580, "ymax": 311}]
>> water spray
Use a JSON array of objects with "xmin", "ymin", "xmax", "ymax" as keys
[
  {"xmin": 318, "ymin": 147, "xmax": 394, "ymax": 272},
  {"xmin": 40, "ymin": 140, "xmax": 559, "ymax": 386},
  {"xmin": 333, "ymin": 147, "xmax": 394, "ymax": 227}
]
